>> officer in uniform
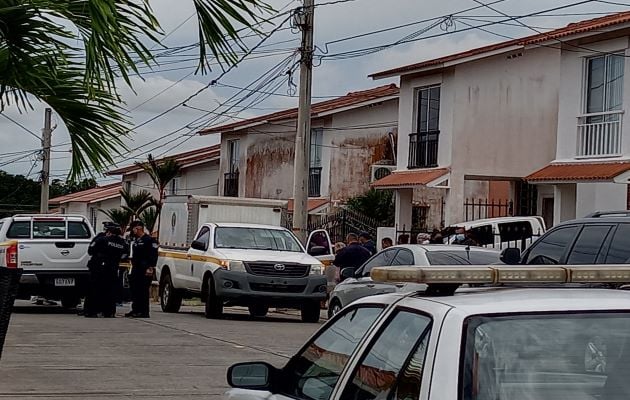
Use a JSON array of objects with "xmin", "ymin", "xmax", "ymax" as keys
[
  {"xmin": 85, "ymin": 223, "xmax": 127, "ymax": 317},
  {"xmin": 126, "ymin": 221, "xmax": 158, "ymax": 318}
]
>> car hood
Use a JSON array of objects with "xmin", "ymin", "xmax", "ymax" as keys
[{"xmin": 214, "ymin": 248, "xmax": 321, "ymax": 264}]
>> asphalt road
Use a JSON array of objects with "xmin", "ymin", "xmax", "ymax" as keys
[{"xmin": 0, "ymin": 302, "xmax": 322, "ymax": 399}]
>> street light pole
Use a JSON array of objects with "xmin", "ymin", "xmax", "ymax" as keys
[{"xmin": 292, "ymin": 0, "xmax": 315, "ymax": 243}]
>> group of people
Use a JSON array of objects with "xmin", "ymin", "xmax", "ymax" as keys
[{"xmin": 83, "ymin": 220, "xmax": 158, "ymax": 319}]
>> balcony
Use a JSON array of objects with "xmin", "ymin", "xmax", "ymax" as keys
[
  {"xmin": 577, "ymin": 110, "xmax": 624, "ymax": 158},
  {"xmin": 223, "ymin": 171, "xmax": 239, "ymax": 197},
  {"xmin": 408, "ymin": 131, "xmax": 439, "ymax": 169},
  {"xmin": 308, "ymin": 167, "xmax": 322, "ymax": 197}
]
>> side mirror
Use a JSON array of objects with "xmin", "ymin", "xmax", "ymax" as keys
[
  {"xmin": 227, "ymin": 362, "xmax": 274, "ymax": 390},
  {"xmin": 308, "ymin": 245, "xmax": 328, "ymax": 257},
  {"xmin": 340, "ymin": 267, "xmax": 356, "ymax": 280},
  {"xmin": 191, "ymin": 240, "xmax": 206, "ymax": 251},
  {"xmin": 500, "ymin": 248, "xmax": 521, "ymax": 265}
]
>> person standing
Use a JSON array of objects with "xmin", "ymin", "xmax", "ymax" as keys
[
  {"xmin": 334, "ymin": 233, "xmax": 372, "ymax": 279},
  {"xmin": 126, "ymin": 221, "xmax": 158, "ymax": 318},
  {"xmin": 381, "ymin": 237, "xmax": 393, "ymax": 250},
  {"xmin": 358, "ymin": 232, "xmax": 377, "ymax": 256}
]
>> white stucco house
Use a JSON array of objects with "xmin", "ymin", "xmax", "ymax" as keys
[
  {"xmin": 50, "ymin": 183, "xmax": 122, "ymax": 229},
  {"xmin": 526, "ymin": 12, "xmax": 630, "ymax": 224},
  {"xmin": 106, "ymin": 144, "xmax": 221, "ymax": 198},
  {"xmin": 198, "ymin": 85, "xmax": 399, "ymax": 210}
]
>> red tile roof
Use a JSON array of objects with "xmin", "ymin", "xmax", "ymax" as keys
[
  {"xmin": 199, "ymin": 84, "xmax": 399, "ymax": 135},
  {"xmin": 526, "ymin": 162, "xmax": 630, "ymax": 182},
  {"xmin": 371, "ymin": 168, "xmax": 450, "ymax": 188},
  {"xmin": 107, "ymin": 144, "xmax": 220, "ymax": 176},
  {"xmin": 50, "ymin": 183, "xmax": 122, "ymax": 205},
  {"xmin": 287, "ymin": 198, "xmax": 330, "ymax": 213},
  {"xmin": 371, "ymin": 12, "xmax": 630, "ymax": 79}
]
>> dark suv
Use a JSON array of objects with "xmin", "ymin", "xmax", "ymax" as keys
[{"xmin": 502, "ymin": 211, "xmax": 630, "ymax": 265}]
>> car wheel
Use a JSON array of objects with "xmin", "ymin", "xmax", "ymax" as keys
[
  {"xmin": 160, "ymin": 272, "xmax": 183, "ymax": 313},
  {"xmin": 301, "ymin": 301, "xmax": 321, "ymax": 323},
  {"xmin": 327, "ymin": 298, "xmax": 342, "ymax": 319},
  {"xmin": 248, "ymin": 304, "xmax": 269, "ymax": 318},
  {"xmin": 204, "ymin": 276, "xmax": 223, "ymax": 319},
  {"xmin": 61, "ymin": 296, "xmax": 80, "ymax": 309}
]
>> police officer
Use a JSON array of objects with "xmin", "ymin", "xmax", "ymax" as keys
[
  {"xmin": 126, "ymin": 220, "xmax": 158, "ymax": 318},
  {"xmin": 85, "ymin": 224, "xmax": 126, "ymax": 317}
]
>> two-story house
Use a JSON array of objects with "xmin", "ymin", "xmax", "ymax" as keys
[
  {"xmin": 106, "ymin": 144, "xmax": 221, "ymax": 198},
  {"xmin": 526, "ymin": 12, "xmax": 630, "ymax": 224},
  {"xmin": 368, "ymin": 20, "xmax": 609, "ymax": 230},
  {"xmin": 198, "ymin": 85, "xmax": 399, "ymax": 210}
]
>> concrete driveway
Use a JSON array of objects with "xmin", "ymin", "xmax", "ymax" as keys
[{"xmin": 0, "ymin": 302, "xmax": 322, "ymax": 399}]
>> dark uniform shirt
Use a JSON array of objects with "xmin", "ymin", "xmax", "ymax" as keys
[
  {"xmin": 88, "ymin": 234, "xmax": 127, "ymax": 273},
  {"xmin": 131, "ymin": 234, "xmax": 159, "ymax": 276},
  {"xmin": 334, "ymin": 242, "xmax": 372, "ymax": 270}
]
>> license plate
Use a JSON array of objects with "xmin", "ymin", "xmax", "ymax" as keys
[{"xmin": 54, "ymin": 278, "xmax": 75, "ymax": 287}]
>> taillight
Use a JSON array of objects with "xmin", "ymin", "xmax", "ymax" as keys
[{"xmin": 6, "ymin": 242, "xmax": 17, "ymax": 268}]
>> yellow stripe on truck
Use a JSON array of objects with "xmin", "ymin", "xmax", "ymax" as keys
[{"xmin": 158, "ymin": 250, "xmax": 222, "ymax": 264}]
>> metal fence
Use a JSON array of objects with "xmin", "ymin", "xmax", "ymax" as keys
[
  {"xmin": 308, "ymin": 208, "xmax": 379, "ymax": 243},
  {"xmin": 464, "ymin": 198, "xmax": 514, "ymax": 221}
]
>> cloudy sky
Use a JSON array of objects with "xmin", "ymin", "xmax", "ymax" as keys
[{"xmin": 0, "ymin": 0, "xmax": 628, "ymax": 181}]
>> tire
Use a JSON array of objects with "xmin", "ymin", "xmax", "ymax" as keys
[
  {"xmin": 248, "ymin": 304, "xmax": 269, "ymax": 318},
  {"xmin": 160, "ymin": 273, "xmax": 183, "ymax": 313},
  {"xmin": 301, "ymin": 301, "xmax": 321, "ymax": 323},
  {"xmin": 327, "ymin": 298, "xmax": 342, "ymax": 319},
  {"xmin": 204, "ymin": 276, "xmax": 223, "ymax": 319},
  {"xmin": 61, "ymin": 296, "xmax": 80, "ymax": 309}
]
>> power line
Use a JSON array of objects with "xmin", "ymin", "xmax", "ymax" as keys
[{"xmin": 0, "ymin": 113, "xmax": 41, "ymax": 141}]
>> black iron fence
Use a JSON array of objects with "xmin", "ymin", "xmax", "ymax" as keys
[
  {"xmin": 408, "ymin": 131, "xmax": 439, "ymax": 169},
  {"xmin": 308, "ymin": 208, "xmax": 379, "ymax": 244},
  {"xmin": 308, "ymin": 167, "xmax": 322, "ymax": 197},
  {"xmin": 223, "ymin": 171, "xmax": 239, "ymax": 197},
  {"xmin": 464, "ymin": 198, "xmax": 514, "ymax": 222}
]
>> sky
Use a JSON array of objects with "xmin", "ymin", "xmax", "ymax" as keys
[{"xmin": 0, "ymin": 0, "xmax": 628, "ymax": 182}]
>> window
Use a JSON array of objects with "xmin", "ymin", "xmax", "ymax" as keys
[
  {"xmin": 606, "ymin": 224, "xmax": 630, "ymax": 263},
  {"xmin": 195, "ymin": 227, "xmax": 211, "ymax": 249},
  {"xmin": 391, "ymin": 249, "xmax": 414, "ymax": 266},
  {"xmin": 417, "ymin": 86, "xmax": 440, "ymax": 133},
  {"xmin": 461, "ymin": 312, "xmax": 630, "ymax": 400},
  {"xmin": 89, "ymin": 207, "xmax": 97, "ymax": 229},
  {"xmin": 32, "ymin": 220, "xmax": 66, "ymax": 239},
  {"xmin": 340, "ymin": 310, "xmax": 432, "ymax": 400},
  {"xmin": 309, "ymin": 128, "xmax": 324, "ymax": 197},
  {"xmin": 567, "ymin": 225, "xmax": 613, "ymax": 264},
  {"xmin": 281, "ymin": 306, "xmax": 384, "ymax": 400},
  {"xmin": 524, "ymin": 226, "xmax": 579, "ymax": 264},
  {"xmin": 426, "ymin": 250, "xmax": 500, "ymax": 266},
  {"xmin": 228, "ymin": 139, "xmax": 240, "ymax": 173},
  {"xmin": 166, "ymin": 177, "xmax": 181, "ymax": 196},
  {"xmin": 68, "ymin": 222, "xmax": 91, "ymax": 239},
  {"xmin": 409, "ymin": 85, "xmax": 441, "ymax": 169},
  {"xmin": 7, "ymin": 221, "xmax": 30, "ymax": 239},
  {"xmin": 470, "ymin": 225, "xmax": 495, "ymax": 246},
  {"xmin": 214, "ymin": 227, "xmax": 303, "ymax": 252},
  {"xmin": 498, "ymin": 222, "xmax": 534, "ymax": 243},
  {"xmin": 360, "ymin": 249, "xmax": 398, "ymax": 277},
  {"xmin": 586, "ymin": 54, "xmax": 624, "ymax": 117}
]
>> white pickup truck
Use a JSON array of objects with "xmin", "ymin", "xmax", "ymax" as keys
[
  {"xmin": 156, "ymin": 196, "xmax": 333, "ymax": 322},
  {"xmin": 0, "ymin": 214, "xmax": 94, "ymax": 308}
]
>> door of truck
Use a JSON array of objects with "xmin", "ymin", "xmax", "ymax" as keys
[{"xmin": 306, "ymin": 229, "xmax": 334, "ymax": 264}]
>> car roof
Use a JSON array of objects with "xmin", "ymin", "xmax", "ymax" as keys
[
  {"xmin": 391, "ymin": 244, "xmax": 501, "ymax": 254},
  {"xmin": 556, "ymin": 217, "xmax": 630, "ymax": 226},
  {"xmin": 362, "ymin": 287, "xmax": 630, "ymax": 315},
  {"xmin": 212, "ymin": 222, "xmax": 288, "ymax": 230}
]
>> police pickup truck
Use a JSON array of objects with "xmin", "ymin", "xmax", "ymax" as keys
[
  {"xmin": 226, "ymin": 264, "xmax": 630, "ymax": 399},
  {"xmin": 156, "ymin": 223, "xmax": 327, "ymax": 322}
]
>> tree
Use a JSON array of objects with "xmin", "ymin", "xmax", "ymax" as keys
[
  {"xmin": 0, "ymin": 1, "xmax": 271, "ymax": 179},
  {"xmin": 120, "ymin": 189, "xmax": 153, "ymax": 220},
  {"xmin": 137, "ymin": 154, "xmax": 181, "ymax": 239},
  {"xmin": 346, "ymin": 189, "xmax": 395, "ymax": 225},
  {"xmin": 100, "ymin": 208, "xmax": 133, "ymax": 233},
  {"xmin": 140, "ymin": 207, "xmax": 158, "ymax": 234}
]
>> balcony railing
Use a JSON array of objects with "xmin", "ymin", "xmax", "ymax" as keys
[
  {"xmin": 223, "ymin": 171, "xmax": 239, "ymax": 197},
  {"xmin": 309, "ymin": 167, "xmax": 322, "ymax": 197},
  {"xmin": 577, "ymin": 110, "xmax": 624, "ymax": 158},
  {"xmin": 408, "ymin": 131, "xmax": 439, "ymax": 169}
]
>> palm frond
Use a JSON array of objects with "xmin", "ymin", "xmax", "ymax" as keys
[
  {"xmin": 120, "ymin": 188, "xmax": 153, "ymax": 218},
  {"xmin": 136, "ymin": 154, "xmax": 181, "ymax": 195},
  {"xmin": 140, "ymin": 206, "xmax": 158, "ymax": 233},
  {"xmin": 99, "ymin": 207, "xmax": 133, "ymax": 232}
]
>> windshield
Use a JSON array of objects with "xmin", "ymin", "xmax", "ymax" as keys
[
  {"xmin": 214, "ymin": 227, "xmax": 303, "ymax": 252},
  {"xmin": 461, "ymin": 312, "xmax": 630, "ymax": 400},
  {"xmin": 426, "ymin": 250, "xmax": 499, "ymax": 265}
]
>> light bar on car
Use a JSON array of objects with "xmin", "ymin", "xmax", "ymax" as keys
[{"xmin": 370, "ymin": 265, "xmax": 630, "ymax": 285}]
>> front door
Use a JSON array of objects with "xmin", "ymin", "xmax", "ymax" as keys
[{"xmin": 542, "ymin": 197, "xmax": 554, "ymax": 229}]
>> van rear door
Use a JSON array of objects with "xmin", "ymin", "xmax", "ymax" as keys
[{"xmin": 10, "ymin": 216, "xmax": 93, "ymax": 272}]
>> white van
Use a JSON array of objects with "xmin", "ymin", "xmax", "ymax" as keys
[
  {"xmin": 0, "ymin": 214, "xmax": 95, "ymax": 308},
  {"xmin": 446, "ymin": 216, "xmax": 546, "ymax": 250}
]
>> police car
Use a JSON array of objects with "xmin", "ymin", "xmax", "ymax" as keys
[{"xmin": 225, "ymin": 265, "xmax": 630, "ymax": 400}]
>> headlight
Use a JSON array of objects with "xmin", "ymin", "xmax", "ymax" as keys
[
  {"xmin": 220, "ymin": 260, "xmax": 245, "ymax": 272},
  {"xmin": 310, "ymin": 264, "xmax": 325, "ymax": 275}
]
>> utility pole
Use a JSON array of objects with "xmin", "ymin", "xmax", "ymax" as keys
[
  {"xmin": 292, "ymin": 0, "xmax": 315, "ymax": 243},
  {"xmin": 40, "ymin": 108, "xmax": 52, "ymax": 213}
]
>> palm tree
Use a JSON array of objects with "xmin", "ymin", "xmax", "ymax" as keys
[
  {"xmin": 137, "ymin": 154, "xmax": 181, "ymax": 239},
  {"xmin": 0, "ymin": 1, "xmax": 271, "ymax": 178},
  {"xmin": 120, "ymin": 189, "xmax": 153, "ymax": 221},
  {"xmin": 99, "ymin": 208, "xmax": 133, "ymax": 233},
  {"xmin": 140, "ymin": 207, "xmax": 158, "ymax": 234}
]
